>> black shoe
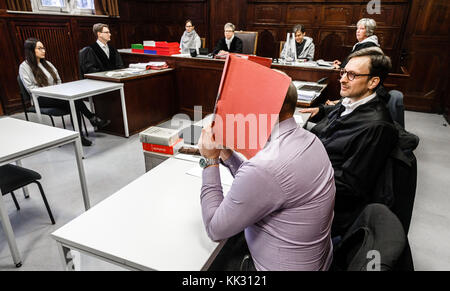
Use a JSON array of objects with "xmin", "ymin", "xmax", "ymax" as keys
[
  {"xmin": 89, "ymin": 116, "xmax": 111, "ymax": 129},
  {"xmin": 81, "ymin": 136, "xmax": 92, "ymax": 146}
]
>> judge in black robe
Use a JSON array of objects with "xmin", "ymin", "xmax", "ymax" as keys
[{"xmin": 212, "ymin": 36, "xmax": 243, "ymax": 55}]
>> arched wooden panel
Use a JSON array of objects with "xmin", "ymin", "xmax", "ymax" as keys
[
  {"xmin": 256, "ymin": 29, "xmax": 276, "ymax": 58},
  {"xmin": 13, "ymin": 21, "xmax": 78, "ymax": 82},
  {"xmin": 316, "ymin": 31, "xmax": 347, "ymax": 62}
]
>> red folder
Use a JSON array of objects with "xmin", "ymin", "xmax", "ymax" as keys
[
  {"xmin": 231, "ymin": 53, "xmax": 273, "ymax": 68},
  {"xmin": 213, "ymin": 54, "xmax": 291, "ymax": 159}
]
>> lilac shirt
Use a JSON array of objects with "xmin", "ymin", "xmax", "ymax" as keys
[{"xmin": 201, "ymin": 117, "xmax": 336, "ymax": 271}]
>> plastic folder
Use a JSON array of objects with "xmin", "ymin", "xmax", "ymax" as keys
[{"xmin": 212, "ymin": 54, "xmax": 291, "ymax": 159}]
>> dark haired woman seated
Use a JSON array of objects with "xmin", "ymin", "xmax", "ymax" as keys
[{"xmin": 19, "ymin": 38, "xmax": 110, "ymax": 146}]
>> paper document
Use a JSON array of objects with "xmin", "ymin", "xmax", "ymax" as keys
[{"xmin": 186, "ymin": 164, "xmax": 234, "ymax": 187}]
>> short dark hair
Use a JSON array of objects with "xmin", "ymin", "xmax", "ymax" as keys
[
  {"xmin": 347, "ymin": 47, "xmax": 392, "ymax": 85},
  {"xmin": 185, "ymin": 19, "xmax": 194, "ymax": 26},
  {"xmin": 280, "ymin": 82, "xmax": 298, "ymax": 116},
  {"xmin": 93, "ymin": 23, "xmax": 109, "ymax": 36}
]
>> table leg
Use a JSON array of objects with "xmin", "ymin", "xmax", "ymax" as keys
[
  {"xmin": 15, "ymin": 160, "xmax": 30, "ymax": 199},
  {"xmin": 73, "ymin": 139, "xmax": 90, "ymax": 210},
  {"xmin": 69, "ymin": 100, "xmax": 84, "ymax": 158},
  {"xmin": 0, "ymin": 193, "xmax": 22, "ymax": 267},
  {"xmin": 119, "ymin": 87, "xmax": 129, "ymax": 137},
  {"xmin": 89, "ymin": 96, "xmax": 95, "ymax": 114},
  {"xmin": 56, "ymin": 242, "xmax": 76, "ymax": 271},
  {"xmin": 31, "ymin": 93, "xmax": 43, "ymax": 123}
]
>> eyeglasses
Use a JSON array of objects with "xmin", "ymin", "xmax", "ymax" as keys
[
  {"xmin": 185, "ymin": 25, "xmax": 193, "ymax": 28},
  {"xmin": 36, "ymin": 47, "xmax": 46, "ymax": 51},
  {"xmin": 224, "ymin": 30, "xmax": 234, "ymax": 33},
  {"xmin": 340, "ymin": 68, "xmax": 371, "ymax": 81}
]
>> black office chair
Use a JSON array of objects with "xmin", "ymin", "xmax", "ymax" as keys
[
  {"xmin": 331, "ymin": 203, "xmax": 413, "ymax": 271},
  {"xmin": 17, "ymin": 75, "xmax": 88, "ymax": 136},
  {"xmin": 0, "ymin": 164, "xmax": 55, "ymax": 224}
]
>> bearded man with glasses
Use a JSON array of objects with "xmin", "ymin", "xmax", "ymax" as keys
[{"xmin": 301, "ymin": 47, "xmax": 398, "ymax": 236}]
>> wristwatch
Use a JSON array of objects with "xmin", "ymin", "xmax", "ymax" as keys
[{"xmin": 199, "ymin": 157, "xmax": 220, "ymax": 168}]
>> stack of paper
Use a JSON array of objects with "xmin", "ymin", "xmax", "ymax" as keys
[{"xmin": 128, "ymin": 62, "xmax": 168, "ymax": 70}]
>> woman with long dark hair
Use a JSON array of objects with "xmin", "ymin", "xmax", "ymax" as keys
[{"xmin": 19, "ymin": 37, "xmax": 110, "ymax": 146}]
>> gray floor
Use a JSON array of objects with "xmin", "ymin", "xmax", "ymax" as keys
[{"xmin": 0, "ymin": 111, "xmax": 449, "ymax": 270}]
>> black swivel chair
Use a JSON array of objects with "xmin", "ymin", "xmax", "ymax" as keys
[
  {"xmin": 331, "ymin": 203, "xmax": 414, "ymax": 271},
  {"xmin": 0, "ymin": 164, "xmax": 55, "ymax": 224},
  {"xmin": 17, "ymin": 75, "xmax": 88, "ymax": 136}
]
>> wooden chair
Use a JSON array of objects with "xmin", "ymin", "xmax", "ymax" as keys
[
  {"xmin": 234, "ymin": 31, "xmax": 258, "ymax": 55},
  {"xmin": 200, "ymin": 37, "xmax": 206, "ymax": 48},
  {"xmin": 279, "ymin": 41, "xmax": 285, "ymax": 58}
]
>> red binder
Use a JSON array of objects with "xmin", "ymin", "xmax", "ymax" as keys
[{"xmin": 213, "ymin": 54, "xmax": 291, "ymax": 159}]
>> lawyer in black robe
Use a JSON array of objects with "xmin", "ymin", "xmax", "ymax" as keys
[
  {"xmin": 81, "ymin": 42, "xmax": 124, "ymax": 74},
  {"xmin": 310, "ymin": 92, "xmax": 398, "ymax": 236}
]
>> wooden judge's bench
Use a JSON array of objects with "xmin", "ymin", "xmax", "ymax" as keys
[{"xmin": 83, "ymin": 50, "xmax": 409, "ymax": 137}]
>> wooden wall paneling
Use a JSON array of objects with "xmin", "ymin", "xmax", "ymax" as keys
[
  {"xmin": 356, "ymin": 4, "xmax": 398, "ymax": 27},
  {"xmin": 316, "ymin": 29, "xmax": 348, "ymax": 62},
  {"xmin": 399, "ymin": 0, "xmax": 449, "ymax": 112},
  {"xmin": 255, "ymin": 28, "xmax": 277, "ymax": 58},
  {"xmin": 319, "ymin": 5, "xmax": 353, "ymax": 26},
  {"xmin": 286, "ymin": 4, "xmax": 317, "ymax": 26},
  {"xmin": 252, "ymin": 4, "xmax": 282, "ymax": 24},
  {"xmin": 12, "ymin": 20, "xmax": 78, "ymax": 83},
  {"xmin": 0, "ymin": 19, "xmax": 21, "ymax": 113}
]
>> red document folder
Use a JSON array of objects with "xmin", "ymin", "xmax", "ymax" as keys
[
  {"xmin": 213, "ymin": 54, "xmax": 291, "ymax": 159},
  {"xmin": 231, "ymin": 53, "xmax": 273, "ymax": 68}
]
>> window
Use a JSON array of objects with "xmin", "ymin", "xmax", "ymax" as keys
[
  {"xmin": 31, "ymin": 0, "xmax": 95, "ymax": 15},
  {"xmin": 41, "ymin": 0, "xmax": 65, "ymax": 7},
  {"xmin": 35, "ymin": 0, "xmax": 67, "ymax": 12},
  {"xmin": 77, "ymin": 0, "xmax": 95, "ymax": 10}
]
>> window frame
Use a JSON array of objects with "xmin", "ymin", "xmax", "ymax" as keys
[
  {"xmin": 33, "ymin": 0, "xmax": 68, "ymax": 13},
  {"xmin": 30, "ymin": 0, "xmax": 96, "ymax": 16}
]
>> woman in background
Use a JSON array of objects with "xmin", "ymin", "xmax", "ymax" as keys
[
  {"xmin": 19, "ymin": 38, "xmax": 110, "ymax": 146},
  {"xmin": 180, "ymin": 19, "xmax": 201, "ymax": 54},
  {"xmin": 333, "ymin": 18, "xmax": 379, "ymax": 68}
]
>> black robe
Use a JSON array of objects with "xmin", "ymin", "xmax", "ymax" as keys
[
  {"xmin": 81, "ymin": 42, "xmax": 124, "ymax": 74},
  {"xmin": 212, "ymin": 37, "xmax": 243, "ymax": 55},
  {"xmin": 311, "ymin": 94, "xmax": 398, "ymax": 235}
]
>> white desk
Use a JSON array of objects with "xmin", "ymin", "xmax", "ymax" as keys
[
  {"xmin": 0, "ymin": 117, "xmax": 90, "ymax": 267},
  {"xmin": 52, "ymin": 157, "xmax": 230, "ymax": 271},
  {"xmin": 30, "ymin": 79, "xmax": 128, "ymax": 156}
]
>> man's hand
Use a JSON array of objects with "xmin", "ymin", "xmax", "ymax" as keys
[
  {"xmin": 198, "ymin": 124, "xmax": 221, "ymax": 159},
  {"xmin": 299, "ymin": 107, "xmax": 320, "ymax": 118},
  {"xmin": 325, "ymin": 99, "xmax": 340, "ymax": 106},
  {"xmin": 218, "ymin": 50, "xmax": 229, "ymax": 55}
]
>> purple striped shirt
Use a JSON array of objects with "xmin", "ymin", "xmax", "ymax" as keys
[{"xmin": 201, "ymin": 117, "xmax": 335, "ymax": 270}]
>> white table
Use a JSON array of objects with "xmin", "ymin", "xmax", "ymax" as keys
[
  {"xmin": 0, "ymin": 117, "xmax": 90, "ymax": 267},
  {"xmin": 52, "ymin": 157, "xmax": 230, "ymax": 271},
  {"xmin": 30, "ymin": 79, "xmax": 128, "ymax": 156}
]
